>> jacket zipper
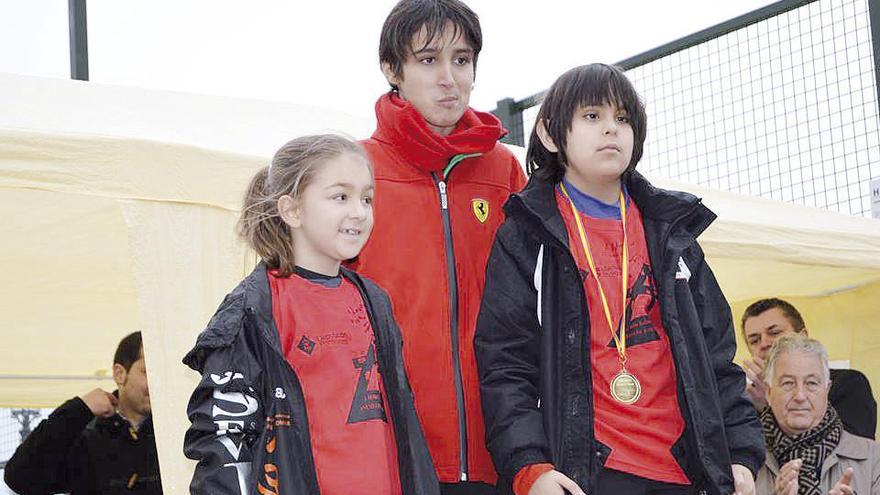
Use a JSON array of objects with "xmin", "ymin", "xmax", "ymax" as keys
[{"xmin": 433, "ymin": 171, "xmax": 469, "ymax": 481}]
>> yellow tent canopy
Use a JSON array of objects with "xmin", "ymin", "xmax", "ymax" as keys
[{"xmin": 2, "ymin": 74, "xmax": 878, "ymax": 492}]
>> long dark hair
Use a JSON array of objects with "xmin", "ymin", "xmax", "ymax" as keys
[{"xmin": 526, "ymin": 63, "xmax": 647, "ymax": 183}]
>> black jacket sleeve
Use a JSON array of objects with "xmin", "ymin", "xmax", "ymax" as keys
[
  {"xmin": 686, "ymin": 245, "xmax": 765, "ymax": 476},
  {"xmin": 182, "ymin": 293, "xmax": 265, "ymax": 495},
  {"xmin": 3, "ymin": 397, "xmax": 94, "ymax": 494},
  {"xmin": 830, "ymin": 368, "xmax": 877, "ymax": 440},
  {"xmin": 474, "ymin": 220, "xmax": 551, "ymax": 482}
]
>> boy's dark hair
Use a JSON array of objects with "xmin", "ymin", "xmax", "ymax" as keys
[
  {"xmin": 379, "ymin": 0, "xmax": 482, "ymax": 91},
  {"xmin": 114, "ymin": 331, "xmax": 144, "ymax": 371},
  {"xmin": 526, "ymin": 63, "xmax": 647, "ymax": 183},
  {"xmin": 741, "ymin": 297, "xmax": 807, "ymax": 335}
]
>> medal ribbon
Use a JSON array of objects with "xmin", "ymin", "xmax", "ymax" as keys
[{"xmin": 560, "ymin": 182, "xmax": 629, "ymax": 366}]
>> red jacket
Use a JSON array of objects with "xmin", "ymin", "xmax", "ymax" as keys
[{"xmin": 352, "ymin": 93, "xmax": 526, "ymax": 484}]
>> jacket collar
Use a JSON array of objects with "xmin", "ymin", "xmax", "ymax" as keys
[
  {"xmin": 834, "ymin": 430, "xmax": 871, "ymax": 460},
  {"xmin": 370, "ymin": 92, "xmax": 506, "ymax": 173},
  {"xmin": 506, "ymin": 171, "xmax": 716, "ymax": 248},
  {"xmin": 94, "ymin": 399, "xmax": 154, "ymax": 437},
  {"xmin": 243, "ymin": 262, "xmax": 279, "ymax": 347}
]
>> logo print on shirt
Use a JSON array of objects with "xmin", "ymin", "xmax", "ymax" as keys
[
  {"xmin": 347, "ymin": 304, "xmax": 371, "ymax": 335},
  {"xmin": 347, "ymin": 342, "xmax": 388, "ymax": 424},
  {"xmin": 608, "ymin": 263, "xmax": 661, "ymax": 349},
  {"xmin": 472, "ymin": 198, "xmax": 489, "ymax": 223},
  {"xmin": 297, "ymin": 336, "xmax": 316, "ymax": 355}
]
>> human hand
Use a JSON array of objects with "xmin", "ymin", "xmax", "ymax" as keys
[
  {"xmin": 732, "ymin": 464, "xmax": 755, "ymax": 495},
  {"xmin": 528, "ymin": 470, "xmax": 586, "ymax": 495},
  {"xmin": 828, "ymin": 467, "xmax": 854, "ymax": 495},
  {"xmin": 80, "ymin": 388, "xmax": 117, "ymax": 418},
  {"xmin": 773, "ymin": 459, "xmax": 801, "ymax": 495},
  {"xmin": 743, "ymin": 357, "xmax": 768, "ymax": 409}
]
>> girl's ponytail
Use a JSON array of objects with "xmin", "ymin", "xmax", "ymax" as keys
[{"xmin": 238, "ymin": 166, "xmax": 296, "ymax": 275}]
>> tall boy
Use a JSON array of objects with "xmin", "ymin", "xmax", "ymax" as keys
[{"xmin": 351, "ymin": 1, "xmax": 526, "ymax": 492}]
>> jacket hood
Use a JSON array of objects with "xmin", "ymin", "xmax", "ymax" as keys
[
  {"xmin": 506, "ymin": 171, "xmax": 716, "ymax": 247},
  {"xmin": 371, "ymin": 92, "xmax": 507, "ymax": 172}
]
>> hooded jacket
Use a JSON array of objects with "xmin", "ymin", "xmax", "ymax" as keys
[
  {"xmin": 474, "ymin": 173, "xmax": 765, "ymax": 495},
  {"xmin": 4, "ymin": 395, "xmax": 162, "ymax": 494},
  {"xmin": 182, "ymin": 264, "xmax": 439, "ymax": 495},
  {"xmin": 351, "ymin": 93, "xmax": 527, "ymax": 484}
]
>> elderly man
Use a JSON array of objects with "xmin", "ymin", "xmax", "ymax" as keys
[
  {"xmin": 742, "ymin": 298, "xmax": 876, "ymax": 439},
  {"xmin": 756, "ymin": 335, "xmax": 880, "ymax": 495}
]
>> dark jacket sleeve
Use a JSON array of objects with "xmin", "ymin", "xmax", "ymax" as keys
[
  {"xmin": 474, "ymin": 220, "xmax": 551, "ymax": 482},
  {"xmin": 686, "ymin": 245, "xmax": 765, "ymax": 476},
  {"xmin": 3, "ymin": 397, "xmax": 94, "ymax": 494},
  {"xmin": 182, "ymin": 293, "xmax": 265, "ymax": 495},
  {"xmin": 830, "ymin": 369, "xmax": 877, "ymax": 440},
  {"xmin": 370, "ymin": 284, "xmax": 441, "ymax": 495}
]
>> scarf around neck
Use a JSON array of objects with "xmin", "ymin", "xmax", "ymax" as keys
[
  {"xmin": 760, "ymin": 405, "xmax": 842, "ymax": 495},
  {"xmin": 370, "ymin": 92, "xmax": 506, "ymax": 173}
]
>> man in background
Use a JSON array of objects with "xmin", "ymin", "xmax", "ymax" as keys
[{"xmin": 4, "ymin": 331, "xmax": 162, "ymax": 494}]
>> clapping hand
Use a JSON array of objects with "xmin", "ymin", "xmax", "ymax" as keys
[{"xmin": 828, "ymin": 467, "xmax": 855, "ymax": 495}]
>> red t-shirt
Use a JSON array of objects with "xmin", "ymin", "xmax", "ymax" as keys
[
  {"xmin": 556, "ymin": 190, "xmax": 689, "ymax": 484},
  {"xmin": 268, "ymin": 271, "xmax": 402, "ymax": 495}
]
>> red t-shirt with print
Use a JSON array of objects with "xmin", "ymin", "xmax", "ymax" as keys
[
  {"xmin": 269, "ymin": 271, "xmax": 402, "ymax": 495},
  {"xmin": 556, "ymin": 190, "xmax": 689, "ymax": 485}
]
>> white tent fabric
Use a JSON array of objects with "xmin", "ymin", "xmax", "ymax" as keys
[
  {"xmin": 2, "ymin": 73, "xmax": 878, "ymax": 492},
  {"xmin": 1, "ymin": 73, "xmax": 373, "ymax": 492}
]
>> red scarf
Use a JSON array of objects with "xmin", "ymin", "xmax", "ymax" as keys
[{"xmin": 371, "ymin": 92, "xmax": 507, "ymax": 173}]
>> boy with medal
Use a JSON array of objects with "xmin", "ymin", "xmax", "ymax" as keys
[{"xmin": 474, "ymin": 64, "xmax": 764, "ymax": 495}]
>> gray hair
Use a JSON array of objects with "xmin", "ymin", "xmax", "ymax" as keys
[{"xmin": 764, "ymin": 334, "xmax": 831, "ymax": 386}]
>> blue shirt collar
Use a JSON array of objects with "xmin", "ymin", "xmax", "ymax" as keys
[{"xmin": 559, "ymin": 176, "xmax": 629, "ymax": 220}]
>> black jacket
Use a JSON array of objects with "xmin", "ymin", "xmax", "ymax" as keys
[
  {"xmin": 182, "ymin": 263, "xmax": 439, "ymax": 495},
  {"xmin": 474, "ymin": 173, "xmax": 765, "ymax": 495},
  {"xmin": 829, "ymin": 368, "xmax": 877, "ymax": 440},
  {"xmin": 3, "ymin": 395, "xmax": 162, "ymax": 494}
]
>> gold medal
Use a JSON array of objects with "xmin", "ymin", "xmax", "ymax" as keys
[
  {"xmin": 610, "ymin": 370, "xmax": 641, "ymax": 404},
  {"xmin": 561, "ymin": 183, "xmax": 642, "ymax": 405}
]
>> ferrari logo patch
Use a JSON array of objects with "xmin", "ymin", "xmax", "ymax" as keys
[{"xmin": 472, "ymin": 198, "xmax": 489, "ymax": 223}]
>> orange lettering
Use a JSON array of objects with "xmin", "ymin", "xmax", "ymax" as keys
[{"xmin": 257, "ymin": 463, "xmax": 279, "ymax": 494}]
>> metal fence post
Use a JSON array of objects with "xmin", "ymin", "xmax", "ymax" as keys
[
  {"xmin": 494, "ymin": 97, "xmax": 524, "ymax": 146},
  {"xmin": 870, "ymin": 0, "xmax": 880, "ymax": 119},
  {"xmin": 68, "ymin": 0, "xmax": 89, "ymax": 81}
]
